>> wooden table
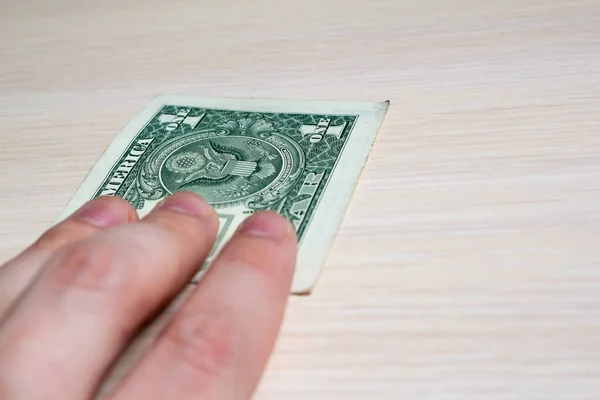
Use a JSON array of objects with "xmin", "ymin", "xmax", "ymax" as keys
[{"xmin": 1, "ymin": 1, "xmax": 599, "ymax": 398}]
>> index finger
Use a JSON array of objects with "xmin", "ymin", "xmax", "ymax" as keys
[{"xmin": 109, "ymin": 211, "xmax": 297, "ymax": 400}]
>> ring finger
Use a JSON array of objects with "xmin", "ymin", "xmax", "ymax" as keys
[
  {"xmin": 0, "ymin": 192, "xmax": 218, "ymax": 400},
  {"xmin": 0, "ymin": 196, "xmax": 138, "ymax": 317}
]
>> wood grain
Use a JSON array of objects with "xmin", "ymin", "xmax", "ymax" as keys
[{"xmin": 1, "ymin": 0, "xmax": 599, "ymax": 398}]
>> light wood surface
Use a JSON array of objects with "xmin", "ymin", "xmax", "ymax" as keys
[{"xmin": 1, "ymin": 1, "xmax": 599, "ymax": 398}]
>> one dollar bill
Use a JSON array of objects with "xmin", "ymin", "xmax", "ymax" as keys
[{"xmin": 56, "ymin": 95, "xmax": 389, "ymax": 294}]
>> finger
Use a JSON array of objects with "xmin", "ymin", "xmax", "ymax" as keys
[
  {"xmin": 110, "ymin": 211, "xmax": 297, "ymax": 400},
  {"xmin": 0, "ymin": 196, "xmax": 138, "ymax": 317},
  {"xmin": 0, "ymin": 192, "xmax": 219, "ymax": 400}
]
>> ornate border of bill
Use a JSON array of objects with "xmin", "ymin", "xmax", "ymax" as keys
[{"xmin": 56, "ymin": 95, "xmax": 390, "ymax": 294}]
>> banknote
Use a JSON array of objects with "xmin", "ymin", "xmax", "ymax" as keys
[{"xmin": 56, "ymin": 95, "xmax": 389, "ymax": 293}]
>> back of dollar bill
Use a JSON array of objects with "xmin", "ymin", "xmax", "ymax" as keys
[{"xmin": 57, "ymin": 95, "xmax": 389, "ymax": 294}]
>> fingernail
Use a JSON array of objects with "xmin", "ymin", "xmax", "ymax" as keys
[
  {"xmin": 238, "ymin": 212, "xmax": 294, "ymax": 239},
  {"xmin": 73, "ymin": 199, "xmax": 124, "ymax": 227},
  {"xmin": 155, "ymin": 192, "xmax": 212, "ymax": 219}
]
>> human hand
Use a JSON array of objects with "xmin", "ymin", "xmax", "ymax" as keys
[{"xmin": 0, "ymin": 191, "xmax": 297, "ymax": 400}]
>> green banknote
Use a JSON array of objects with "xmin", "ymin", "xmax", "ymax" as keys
[{"xmin": 57, "ymin": 95, "xmax": 389, "ymax": 293}]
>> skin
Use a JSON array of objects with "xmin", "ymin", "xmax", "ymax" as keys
[{"xmin": 0, "ymin": 191, "xmax": 297, "ymax": 400}]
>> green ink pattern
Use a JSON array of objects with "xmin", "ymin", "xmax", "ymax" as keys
[{"xmin": 93, "ymin": 105, "xmax": 358, "ymax": 240}]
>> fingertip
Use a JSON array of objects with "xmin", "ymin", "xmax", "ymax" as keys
[
  {"xmin": 238, "ymin": 211, "xmax": 296, "ymax": 241},
  {"xmin": 138, "ymin": 192, "xmax": 219, "ymax": 260},
  {"xmin": 209, "ymin": 211, "xmax": 297, "ymax": 288},
  {"xmin": 153, "ymin": 191, "xmax": 216, "ymax": 221},
  {"xmin": 103, "ymin": 196, "xmax": 140, "ymax": 222},
  {"xmin": 71, "ymin": 196, "xmax": 138, "ymax": 227}
]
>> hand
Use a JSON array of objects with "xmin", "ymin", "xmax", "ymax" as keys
[{"xmin": 0, "ymin": 191, "xmax": 297, "ymax": 400}]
